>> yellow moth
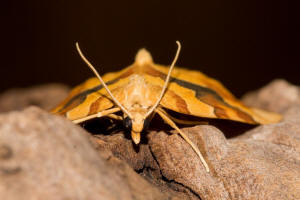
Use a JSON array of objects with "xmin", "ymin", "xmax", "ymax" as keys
[{"xmin": 52, "ymin": 41, "xmax": 281, "ymax": 172}]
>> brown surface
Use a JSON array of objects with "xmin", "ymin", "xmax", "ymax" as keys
[
  {"xmin": 0, "ymin": 84, "xmax": 70, "ymax": 112},
  {"xmin": 0, "ymin": 107, "xmax": 181, "ymax": 200},
  {"xmin": 242, "ymin": 79, "xmax": 300, "ymax": 113}
]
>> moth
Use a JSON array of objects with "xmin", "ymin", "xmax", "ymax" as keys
[{"xmin": 52, "ymin": 41, "xmax": 281, "ymax": 172}]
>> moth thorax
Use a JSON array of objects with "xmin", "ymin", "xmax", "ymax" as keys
[
  {"xmin": 128, "ymin": 76, "xmax": 160, "ymax": 108},
  {"xmin": 129, "ymin": 74, "xmax": 147, "ymax": 86}
]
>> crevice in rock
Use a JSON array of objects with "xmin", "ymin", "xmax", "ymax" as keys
[
  {"xmin": 161, "ymin": 176, "xmax": 202, "ymax": 200},
  {"xmin": 147, "ymin": 143, "xmax": 202, "ymax": 200}
]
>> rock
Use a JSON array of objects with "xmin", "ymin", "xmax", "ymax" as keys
[
  {"xmin": 0, "ymin": 84, "xmax": 70, "ymax": 112},
  {"xmin": 148, "ymin": 125, "xmax": 300, "ymax": 200},
  {"xmin": 282, "ymin": 101, "xmax": 300, "ymax": 122},
  {"xmin": 239, "ymin": 101, "xmax": 300, "ymax": 152},
  {"xmin": 92, "ymin": 123, "xmax": 300, "ymax": 200},
  {"xmin": 149, "ymin": 126, "xmax": 230, "ymax": 200},
  {"xmin": 242, "ymin": 79, "xmax": 300, "ymax": 113},
  {"xmin": 91, "ymin": 134, "xmax": 190, "ymax": 200},
  {"xmin": 239, "ymin": 120, "xmax": 300, "ymax": 153},
  {"xmin": 0, "ymin": 107, "xmax": 179, "ymax": 200},
  {"xmin": 92, "ymin": 133, "xmax": 160, "ymax": 174}
]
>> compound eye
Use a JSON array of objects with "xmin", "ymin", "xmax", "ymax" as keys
[
  {"xmin": 123, "ymin": 117, "xmax": 132, "ymax": 130},
  {"xmin": 143, "ymin": 117, "xmax": 151, "ymax": 131}
]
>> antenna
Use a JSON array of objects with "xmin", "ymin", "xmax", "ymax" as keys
[
  {"xmin": 145, "ymin": 41, "xmax": 181, "ymax": 118},
  {"xmin": 75, "ymin": 42, "xmax": 133, "ymax": 119}
]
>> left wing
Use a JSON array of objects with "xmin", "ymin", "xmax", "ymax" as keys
[{"xmin": 143, "ymin": 63, "xmax": 281, "ymax": 124}]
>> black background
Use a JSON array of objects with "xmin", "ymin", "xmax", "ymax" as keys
[{"xmin": 1, "ymin": 1, "xmax": 297, "ymax": 97}]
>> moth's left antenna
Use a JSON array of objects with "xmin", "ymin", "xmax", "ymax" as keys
[
  {"xmin": 75, "ymin": 42, "xmax": 133, "ymax": 119},
  {"xmin": 145, "ymin": 41, "xmax": 181, "ymax": 118}
]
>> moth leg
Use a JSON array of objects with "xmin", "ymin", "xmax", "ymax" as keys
[
  {"xmin": 107, "ymin": 114, "xmax": 123, "ymax": 121},
  {"xmin": 72, "ymin": 107, "xmax": 121, "ymax": 124},
  {"xmin": 155, "ymin": 107, "xmax": 210, "ymax": 172}
]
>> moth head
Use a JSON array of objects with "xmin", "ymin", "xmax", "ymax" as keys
[{"xmin": 124, "ymin": 113, "xmax": 149, "ymax": 144}]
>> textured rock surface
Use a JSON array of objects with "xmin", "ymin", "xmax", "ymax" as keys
[
  {"xmin": 150, "ymin": 125, "xmax": 300, "ymax": 200},
  {"xmin": 1, "ymin": 80, "xmax": 300, "ymax": 200},
  {"xmin": 93, "ymin": 123, "xmax": 300, "ymax": 200},
  {"xmin": 0, "ymin": 107, "xmax": 179, "ymax": 200},
  {"xmin": 242, "ymin": 79, "xmax": 300, "ymax": 113},
  {"xmin": 0, "ymin": 84, "xmax": 70, "ymax": 112}
]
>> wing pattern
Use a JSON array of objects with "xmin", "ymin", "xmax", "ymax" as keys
[{"xmin": 52, "ymin": 50, "xmax": 281, "ymax": 124}]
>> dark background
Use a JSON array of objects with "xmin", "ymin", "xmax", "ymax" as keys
[{"xmin": 1, "ymin": 1, "xmax": 297, "ymax": 97}]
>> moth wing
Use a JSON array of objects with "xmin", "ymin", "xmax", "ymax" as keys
[
  {"xmin": 52, "ymin": 65, "xmax": 135, "ymax": 121},
  {"xmin": 144, "ymin": 64, "xmax": 281, "ymax": 124}
]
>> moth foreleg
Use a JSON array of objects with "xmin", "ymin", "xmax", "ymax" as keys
[
  {"xmin": 107, "ymin": 113, "xmax": 123, "ymax": 121},
  {"xmin": 155, "ymin": 107, "xmax": 210, "ymax": 172},
  {"xmin": 72, "ymin": 107, "xmax": 121, "ymax": 124}
]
